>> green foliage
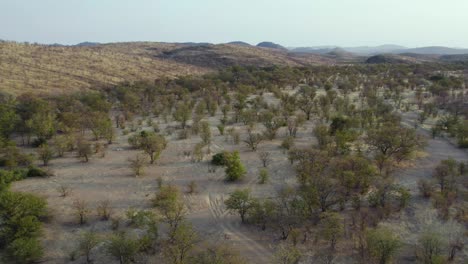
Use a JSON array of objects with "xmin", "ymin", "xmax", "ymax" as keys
[
  {"xmin": 211, "ymin": 152, "xmax": 227, "ymax": 166},
  {"xmin": 319, "ymin": 212, "xmax": 344, "ymax": 250},
  {"xmin": 78, "ymin": 231, "xmax": 101, "ymax": 263},
  {"xmin": 366, "ymin": 227, "xmax": 401, "ymax": 264},
  {"xmin": 224, "ymin": 151, "xmax": 246, "ymax": 182},
  {"xmin": 0, "ymin": 99, "xmax": 19, "ymax": 139},
  {"xmin": 272, "ymin": 244, "xmax": 301, "ymax": 264},
  {"xmin": 5, "ymin": 236, "xmax": 43, "ymax": 264},
  {"xmin": 128, "ymin": 131, "xmax": 167, "ymax": 164},
  {"xmin": 224, "ymin": 189, "xmax": 254, "ymax": 223},
  {"xmin": 163, "ymin": 222, "xmax": 198, "ymax": 264},
  {"xmin": 258, "ymin": 169, "xmax": 269, "ymax": 184},
  {"xmin": 106, "ymin": 232, "xmax": 140, "ymax": 264},
  {"xmin": 0, "ymin": 191, "xmax": 47, "ymax": 263},
  {"xmin": 37, "ymin": 143, "xmax": 54, "ymax": 166}
]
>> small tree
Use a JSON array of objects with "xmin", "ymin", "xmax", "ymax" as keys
[
  {"xmin": 200, "ymin": 121, "xmax": 211, "ymax": 146},
  {"xmin": 128, "ymin": 153, "xmax": 147, "ymax": 177},
  {"xmin": 163, "ymin": 222, "xmax": 198, "ymax": 264},
  {"xmin": 106, "ymin": 232, "xmax": 140, "ymax": 264},
  {"xmin": 37, "ymin": 143, "xmax": 54, "ymax": 166},
  {"xmin": 78, "ymin": 231, "xmax": 101, "ymax": 263},
  {"xmin": 224, "ymin": 189, "xmax": 254, "ymax": 223},
  {"xmin": 77, "ymin": 140, "xmax": 93, "ymax": 162},
  {"xmin": 319, "ymin": 212, "xmax": 343, "ymax": 251},
  {"xmin": 272, "ymin": 244, "xmax": 301, "ymax": 264},
  {"xmin": 244, "ymin": 128, "xmax": 262, "ymax": 151},
  {"xmin": 258, "ymin": 151, "xmax": 271, "ymax": 167},
  {"xmin": 258, "ymin": 169, "xmax": 269, "ymax": 184},
  {"xmin": 173, "ymin": 103, "xmax": 191, "ymax": 129},
  {"xmin": 366, "ymin": 227, "xmax": 401, "ymax": 264},
  {"xmin": 72, "ymin": 199, "xmax": 90, "ymax": 225},
  {"xmin": 97, "ymin": 200, "xmax": 112, "ymax": 220},
  {"xmin": 140, "ymin": 132, "xmax": 167, "ymax": 164},
  {"xmin": 224, "ymin": 151, "xmax": 246, "ymax": 182}
]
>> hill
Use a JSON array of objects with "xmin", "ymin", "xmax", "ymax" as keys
[
  {"xmin": 0, "ymin": 41, "xmax": 332, "ymax": 95},
  {"xmin": 256, "ymin": 41, "xmax": 287, "ymax": 50},
  {"xmin": 393, "ymin": 46, "xmax": 468, "ymax": 55}
]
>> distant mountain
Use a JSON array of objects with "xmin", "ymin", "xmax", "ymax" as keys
[
  {"xmin": 290, "ymin": 44, "xmax": 407, "ymax": 55},
  {"xmin": 346, "ymin": 45, "xmax": 407, "ymax": 54},
  {"xmin": 257, "ymin": 41, "xmax": 287, "ymax": 50},
  {"xmin": 392, "ymin": 46, "xmax": 468, "ymax": 55},
  {"xmin": 75, "ymin": 42, "xmax": 101, "ymax": 47},
  {"xmin": 227, "ymin": 41, "xmax": 252, "ymax": 46},
  {"xmin": 290, "ymin": 44, "xmax": 468, "ymax": 55}
]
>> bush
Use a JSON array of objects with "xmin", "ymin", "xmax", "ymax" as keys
[
  {"xmin": 224, "ymin": 151, "xmax": 246, "ymax": 182},
  {"xmin": 6, "ymin": 237, "xmax": 43, "ymax": 264},
  {"xmin": 211, "ymin": 152, "xmax": 227, "ymax": 166},
  {"xmin": 258, "ymin": 169, "xmax": 269, "ymax": 184},
  {"xmin": 27, "ymin": 166, "xmax": 49, "ymax": 177},
  {"xmin": 31, "ymin": 138, "xmax": 47, "ymax": 148}
]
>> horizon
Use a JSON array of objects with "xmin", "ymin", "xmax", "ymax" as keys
[
  {"xmin": 1, "ymin": 0, "xmax": 468, "ymax": 48},
  {"xmin": 1, "ymin": 39, "xmax": 468, "ymax": 50}
]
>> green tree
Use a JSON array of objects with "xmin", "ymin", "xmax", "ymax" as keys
[
  {"xmin": 319, "ymin": 212, "xmax": 343, "ymax": 250},
  {"xmin": 106, "ymin": 232, "xmax": 140, "ymax": 264},
  {"xmin": 224, "ymin": 151, "xmax": 246, "ymax": 181},
  {"xmin": 272, "ymin": 244, "xmax": 301, "ymax": 264},
  {"xmin": 224, "ymin": 189, "xmax": 254, "ymax": 223},
  {"xmin": 6, "ymin": 236, "xmax": 43, "ymax": 264},
  {"xmin": 0, "ymin": 99, "xmax": 19, "ymax": 139},
  {"xmin": 366, "ymin": 227, "xmax": 401, "ymax": 264},
  {"xmin": 163, "ymin": 222, "xmax": 198, "ymax": 264},
  {"xmin": 37, "ymin": 143, "xmax": 54, "ymax": 166},
  {"xmin": 173, "ymin": 103, "xmax": 192, "ymax": 129},
  {"xmin": 78, "ymin": 231, "xmax": 101, "ymax": 263},
  {"xmin": 138, "ymin": 131, "xmax": 167, "ymax": 164}
]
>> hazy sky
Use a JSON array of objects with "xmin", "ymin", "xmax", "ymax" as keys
[{"xmin": 1, "ymin": 0, "xmax": 467, "ymax": 47}]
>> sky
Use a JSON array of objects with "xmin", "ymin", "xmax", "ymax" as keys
[{"xmin": 1, "ymin": 0, "xmax": 467, "ymax": 48}]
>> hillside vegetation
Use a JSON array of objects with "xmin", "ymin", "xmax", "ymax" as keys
[{"xmin": 0, "ymin": 41, "xmax": 332, "ymax": 95}]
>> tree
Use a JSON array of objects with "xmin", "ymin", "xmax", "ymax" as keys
[
  {"xmin": 433, "ymin": 158, "xmax": 459, "ymax": 194},
  {"xmin": 297, "ymin": 85, "xmax": 316, "ymax": 120},
  {"xmin": 224, "ymin": 189, "xmax": 254, "ymax": 223},
  {"xmin": 106, "ymin": 232, "xmax": 140, "ymax": 264},
  {"xmin": 163, "ymin": 222, "xmax": 198, "ymax": 264},
  {"xmin": 173, "ymin": 103, "xmax": 192, "ymax": 129},
  {"xmin": 0, "ymin": 99, "xmax": 19, "ymax": 139},
  {"xmin": 37, "ymin": 143, "xmax": 54, "ymax": 166},
  {"xmin": 258, "ymin": 151, "xmax": 271, "ymax": 167},
  {"xmin": 224, "ymin": 151, "xmax": 246, "ymax": 182},
  {"xmin": 27, "ymin": 111, "xmax": 56, "ymax": 141},
  {"xmin": 6, "ymin": 236, "xmax": 43, "ymax": 264},
  {"xmin": 128, "ymin": 153, "xmax": 147, "ymax": 177},
  {"xmin": 140, "ymin": 132, "xmax": 167, "ymax": 164},
  {"xmin": 417, "ymin": 231, "xmax": 444, "ymax": 264},
  {"xmin": 366, "ymin": 227, "xmax": 401, "ymax": 264},
  {"xmin": 367, "ymin": 124, "xmax": 426, "ymax": 174},
  {"xmin": 200, "ymin": 121, "xmax": 211, "ymax": 146},
  {"xmin": 319, "ymin": 212, "xmax": 343, "ymax": 250},
  {"xmin": 250, "ymin": 199, "xmax": 275, "ymax": 230},
  {"xmin": 272, "ymin": 244, "xmax": 301, "ymax": 264},
  {"xmin": 72, "ymin": 199, "xmax": 90, "ymax": 225},
  {"xmin": 77, "ymin": 140, "xmax": 93, "ymax": 162},
  {"xmin": 261, "ymin": 111, "xmax": 283, "ymax": 140},
  {"xmin": 258, "ymin": 169, "xmax": 269, "ymax": 184},
  {"xmin": 244, "ymin": 128, "xmax": 262, "ymax": 151},
  {"xmin": 97, "ymin": 200, "xmax": 112, "ymax": 220},
  {"xmin": 152, "ymin": 185, "xmax": 186, "ymax": 234},
  {"xmin": 78, "ymin": 231, "xmax": 101, "ymax": 263}
]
